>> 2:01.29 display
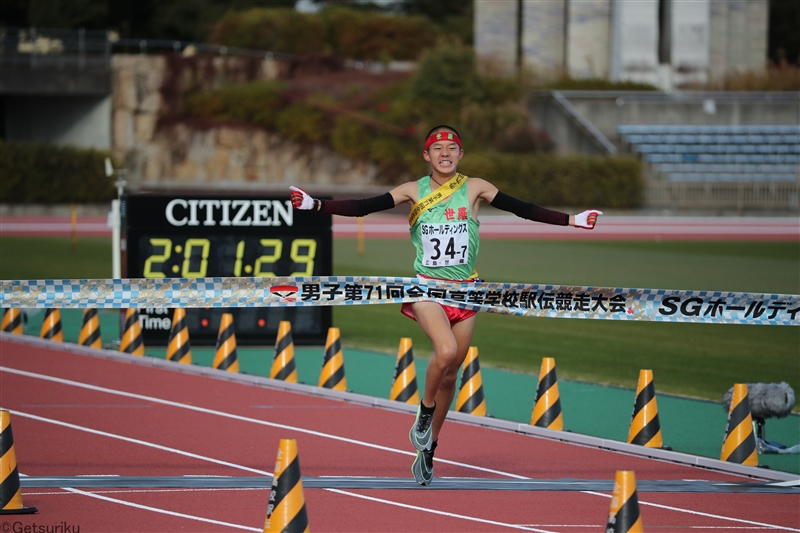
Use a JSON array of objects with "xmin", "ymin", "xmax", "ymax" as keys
[{"xmin": 139, "ymin": 235, "xmax": 319, "ymax": 278}]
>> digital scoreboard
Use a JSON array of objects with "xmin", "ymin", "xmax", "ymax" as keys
[{"xmin": 122, "ymin": 193, "xmax": 332, "ymax": 346}]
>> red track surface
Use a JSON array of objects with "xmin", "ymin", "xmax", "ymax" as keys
[{"xmin": 1, "ymin": 338, "xmax": 798, "ymax": 532}]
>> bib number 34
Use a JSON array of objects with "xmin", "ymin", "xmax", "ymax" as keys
[{"xmin": 421, "ymin": 223, "xmax": 469, "ymax": 267}]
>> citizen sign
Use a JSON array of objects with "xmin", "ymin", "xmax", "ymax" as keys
[{"xmin": 165, "ymin": 199, "xmax": 294, "ymax": 227}]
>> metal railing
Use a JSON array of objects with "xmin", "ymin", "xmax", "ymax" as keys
[
  {"xmin": 647, "ymin": 181, "xmax": 799, "ymax": 211},
  {"xmin": 0, "ymin": 27, "xmax": 289, "ymax": 69}
]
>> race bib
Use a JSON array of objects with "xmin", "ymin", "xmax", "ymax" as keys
[{"xmin": 420, "ymin": 222, "xmax": 469, "ymax": 267}]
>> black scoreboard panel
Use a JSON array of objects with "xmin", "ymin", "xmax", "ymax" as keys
[{"xmin": 122, "ymin": 193, "xmax": 332, "ymax": 346}]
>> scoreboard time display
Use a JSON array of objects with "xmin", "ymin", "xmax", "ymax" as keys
[{"xmin": 122, "ymin": 193, "xmax": 332, "ymax": 346}]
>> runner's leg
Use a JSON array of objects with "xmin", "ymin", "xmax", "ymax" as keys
[
  {"xmin": 431, "ymin": 314, "xmax": 476, "ymax": 442},
  {"xmin": 411, "ymin": 301, "xmax": 458, "ymax": 408}
]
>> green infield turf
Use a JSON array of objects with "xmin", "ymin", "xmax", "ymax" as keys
[{"xmin": 2, "ymin": 235, "xmax": 798, "ymax": 408}]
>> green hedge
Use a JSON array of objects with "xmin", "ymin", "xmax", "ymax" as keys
[
  {"xmin": 459, "ymin": 152, "xmax": 643, "ymax": 208},
  {"xmin": 0, "ymin": 141, "xmax": 116, "ymax": 204},
  {"xmin": 209, "ymin": 7, "xmax": 436, "ymax": 61}
]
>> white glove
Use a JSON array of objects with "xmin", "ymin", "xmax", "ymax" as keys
[
  {"xmin": 290, "ymin": 186, "xmax": 316, "ymax": 210},
  {"xmin": 574, "ymin": 210, "xmax": 603, "ymax": 230}
]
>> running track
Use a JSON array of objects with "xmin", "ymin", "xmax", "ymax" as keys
[
  {"xmin": 1, "ymin": 214, "xmax": 798, "ymax": 240},
  {"xmin": 1, "ymin": 336, "xmax": 798, "ymax": 532}
]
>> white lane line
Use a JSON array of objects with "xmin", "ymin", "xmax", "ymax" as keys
[
  {"xmin": 325, "ymin": 489, "xmax": 554, "ymax": 533},
  {"xmin": 583, "ymin": 491, "xmax": 800, "ymax": 532},
  {"xmin": 16, "ymin": 409, "xmax": 555, "ymax": 532},
  {"xmin": 1, "ymin": 366, "xmax": 526, "ymax": 479},
  {"xmin": 4, "ymin": 366, "xmax": 796, "ymax": 531},
  {"xmin": 61, "ymin": 487, "xmax": 261, "ymax": 532},
  {"xmin": 12, "ymin": 410, "xmax": 271, "ymax": 475}
]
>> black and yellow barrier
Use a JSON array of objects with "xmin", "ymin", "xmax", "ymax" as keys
[
  {"xmin": 605, "ymin": 470, "xmax": 643, "ymax": 532},
  {"xmin": 530, "ymin": 357, "xmax": 563, "ymax": 430},
  {"xmin": 213, "ymin": 312, "xmax": 239, "ymax": 372},
  {"xmin": 0, "ymin": 409, "xmax": 38, "ymax": 515},
  {"xmin": 271, "ymin": 321, "xmax": 297, "ymax": 382},
  {"xmin": 78, "ymin": 308, "xmax": 102, "ymax": 349},
  {"xmin": 120, "ymin": 308, "xmax": 144, "ymax": 355},
  {"xmin": 389, "ymin": 337, "xmax": 419, "ymax": 404},
  {"xmin": 455, "ymin": 346, "xmax": 486, "ymax": 416},
  {"xmin": 167, "ymin": 309, "xmax": 192, "ymax": 364},
  {"xmin": 39, "ymin": 308, "xmax": 64, "ymax": 342},
  {"xmin": 264, "ymin": 439, "xmax": 309, "ymax": 532},
  {"xmin": 627, "ymin": 369, "xmax": 664, "ymax": 448},
  {"xmin": 720, "ymin": 383, "xmax": 758, "ymax": 466},
  {"xmin": 1, "ymin": 309, "xmax": 23, "ymax": 335},
  {"xmin": 318, "ymin": 327, "xmax": 347, "ymax": 391}
]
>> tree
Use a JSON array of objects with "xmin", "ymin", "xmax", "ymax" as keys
[{"xmin": 769, "ymin": 0, "xmax": 800, "ymax": 65}]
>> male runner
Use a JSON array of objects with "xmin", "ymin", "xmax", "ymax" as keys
[{"xmin": 290, "ymin": 125, "xmax": 602, "ymax": 485}]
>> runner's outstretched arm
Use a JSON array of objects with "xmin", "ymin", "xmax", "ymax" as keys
[
  {"xmin": 290, "ymin": 183, "xmax": 417, "ymax": 215},
  {"xmin": 472, "ymin": 178, "xmax": 603, "ymax": 230}
]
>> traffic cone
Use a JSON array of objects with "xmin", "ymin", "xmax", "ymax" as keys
[
  {"xmin": 530, "ymin": 357, "xmax": 563, "ymax": 430},
  {"xmin": 627, "ymin": 369, "xmax": 664, "ymax": 448},
  {"xmin": 167, "ymin": 309, "xmax": 192, "ymax": 364},
  {"xmin": 78, "ymin": 309, "xmax": 102, "ymax": 349},
  {"xmin": 389, "ymin": 338, "xmax": 419, "ymax": 404},
  {"xmin": 39, "ymin": 309, "xmax": 64, "ymax": 342},
  {"xmin": 605, "ymin": 470, "xmax": 643, "ymax": 532},
  {"xmin": 720, "ymin": 383, "xmax": 758, "ymax": 466},
  {"xmin": 213, "ymin": 312, "xmax": 239, "ymax": 372},
  {"xmin": 455, "ymin": 346, "xmax": 486, "ymax": 416},
  {"xmin": 119, "ymin": 308, "xmax": 145, "ymax": 355},
  {"xmin": 1, "ymin": 309, "xmax": 23, "ymax": 335},
  {"xmin": 263, "ymin": 439, "xmax": 309, "ymax": 533},
  {"xmin": 0, "ymin": 410, "xmax": 38, "ymax": 514},
  {"xmin": 270, "ymin": 321, "xmax": 297, "ymax": 382},
  {"xmin": 318, "ymin": 327, "xmax": 347, "ymax": 391}
]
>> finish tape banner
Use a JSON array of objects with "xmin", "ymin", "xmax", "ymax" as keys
[{"xmin": 1, "ymin": 276, "xmax": 798, "ymax": 326}]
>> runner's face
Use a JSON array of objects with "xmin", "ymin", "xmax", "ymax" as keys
[{"xmin": 424, "ymin": 141, "xmax": 463, "ymax": 177}]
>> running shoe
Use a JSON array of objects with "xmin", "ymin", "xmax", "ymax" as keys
[
  {"xmin": 409, "ymin": 401, "xmax": 435, "ymax": 451},
  {"xmin": 411, "ymin": 440, "xmax": 437, "ymax": 486}
]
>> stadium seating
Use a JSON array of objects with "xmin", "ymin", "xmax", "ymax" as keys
[{"xmin": 618, "ymin": 125, "xmax": 800, "ymax": 182}]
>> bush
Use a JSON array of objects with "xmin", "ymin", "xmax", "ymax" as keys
[
  {"xmin": 209, "ymin": 8, "xmax": 326, "ymax": 55},
  {"xmin": 408, "ymin": 45, "xmax": 485, "ymax": 107},
  {"xmin": 210, "ymin": 7, "xmax": 437, "ymax": 61},
  {"xmin": 276, "ymin": 103, "xmax": 327, "ymax": 142},
  {"xmin": 459, "ymin": 152, "xmax": 643, "ymax": 208},
  {"xmin": 0, "ymin": 141, "xmax": 116, "ymax": 204},
  {"xmin": 321, "ymin": 7, "xmax": 436, "ymax": 61},
  {"xmin": 331, "ymin": 117, "xmax": 370, "ymax": 158},
  {"xmin": 185, "ymin": 81, "xmax": 285, "ymax": 129}
]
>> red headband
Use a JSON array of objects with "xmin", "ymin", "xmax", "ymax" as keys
[{"xmin": 425, "ymin": 131, "xmax": 462, "ymax": 151}]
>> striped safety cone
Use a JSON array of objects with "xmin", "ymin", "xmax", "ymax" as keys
[
  {"xmin": 213, "ymin": 312, "xmax": 239, "ymax": 372},
  {"xmin": 264, "ymin": 439, "xmax": 309, "ymax": 532},
  {"xmin": 167, "ymin": 309, "xmax": 192, "ymax": 364},
  {"xmin": 720, "ymin": 383, "xmax": 758, "ymax": 466},
  {"xmin": 455, "ymin": 346, "xmax": 486, "ymax": 416},
  {"xmin": 606, "ymin": 470, "xmax": 643, "ymax": 532},
  {"xmin": 0, "ymin": 409, "xmax": 38, "ymax": 514},
  {"xmin": 270, "ymin": 321, "xmax": 297, "ymax": 382},
  {"xmin": 39, "ymin": 309, "xmax": 64, "ymax": 342},
  {"xmin": 627, "ymin": 369, "xmax": 664, "ymax": 448},
  {"xmin": 1, "ymin": 309, "xmax": 23, "ymax": 335},
  {"xmin": 120, "ymin": 308, "xmax": 145, "ymax": 355},
  {"xmin": 389, "ymin": 338, "xmax": 420, "ymax": 404},
  {"xmin": 78, "ymin": 309, "xmax": 102, "ymax": 349},
  {"xmin": 530, "ymin": 357, "xmax": 563, "ymax": 430},
  {"xmin": 318, "ymin": 327, "xmax": 347, "ymax": 391}
]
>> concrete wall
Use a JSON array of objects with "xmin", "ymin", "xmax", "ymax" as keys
[
  {"xmin": 709, "ymin": 0, "xmax": 768, "ymax": 81},
  {"xmin": 566, "ymin": 0, "xmax": 612, "ymax": 79},
  {"xmin": 522, "ymin": 0, "xmax": 566, "ymax": 77},
  {"xmin": 3, "ymin": 95, "xmax": 111, "ymax": 149},
  {"xmin": 474, "ymin": 0, "xmax": 519, "ymax": 75}
]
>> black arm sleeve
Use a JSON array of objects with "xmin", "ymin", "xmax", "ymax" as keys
[
  {"xmin": 490, "ymin": 191, "xmax": 569, "ymax": 226},
  {"xmin": 320, "ymin": 192, "xmax": 395, "ymax": 217}
]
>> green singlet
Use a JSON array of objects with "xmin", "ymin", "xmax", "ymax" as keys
[{"xmin": 410, "ymin": 176, "xmax": 480, "ymax": 280}]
